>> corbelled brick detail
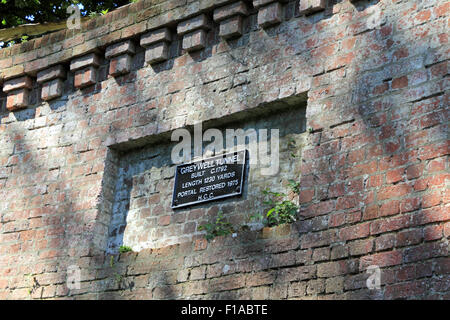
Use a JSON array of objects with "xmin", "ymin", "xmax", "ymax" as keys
[
  {"xmin": 298, "ymin": 0, "xmax": 326, "ymax": 15},
  {"xmin": 140, "ymin": 28, "xmax": 172, "ymax": 65},
  {"xmin": 253, "ymin": 0, "xmax": 288, "ymax": 9},
  {"xmin": 70, "ymin": 53, "xmax": 100, "ymax": 72},
  {"xmin": 256, "ymin": 2, "xmax": 283, "ymax": 28},
  {"xmin": 182, "ymin": 29, "xmax": 208, "ymax": 52},
  {"xmin": 177, "ymin": 14, "xmax": 212, "ymax": 52},
  {"xmin": 70, "ymin": 53, "xmax": 100, "ymax": 88},
  {"xmin": 41, "ymin": 78, "xmax": 64, "ymax": 101},
  {"xmin": 5, "ymin": 89, "xmax": 29, "ymax": 111},
  {"xmin": 36, "ymin": 65, "xmax": 66, "ymax": 84},
  {"xmin": 36, "ymin": 65, "xmax": 66, "ymax": 101},
  {"xmin": 3, "ymin": 76, "xmax": 32, "ymax": 92},
  {"xmin": 74, "ymin": 66, "xmax": 97, "ymax": 88},
  {"xmin": 177, "ymin": 14, "xmax": 212, "ymax": 36},
  {"xmin": 140, "ymin": 28, "xmax": 172, "ymax": 46},
  {"xmin": 3, "ymin": 76, "xmax": 33, "ymax": 110},
  {"xmin": 213, "ymin": 1, "xmax": 249, "ymax": 39},
  {"xmin": 105, "ymin": 40, "xmax": 136, "ymax": 59},
  {"xmin": 105, "ymin": 41, "xmax": 136, "ymax": 76}
]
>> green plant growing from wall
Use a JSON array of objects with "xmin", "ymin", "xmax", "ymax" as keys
[
  {"xmin": 287, "ymin": 179, "xmax": 300, "ymax": 194},
  {"xmin": 249, "ymin": 180, "xmax": 300, "ymax": 228},
  {"xmin": 109, "ymin": 255, "xmax": 124, "ymax": 287},
  {"xmin": 287, "ymin": 138, "xmax": 297, "ymax": 159},
  {"xmin": 108, "ymin": 254, "xmax": 134, "ymax": 292},
  {"xmin": 198, "ymin": 212, "xmax": 234, "ymax": 241},
  {"xmin": 119, "ymin": 245, "xmax": 133, "ymax": 254},
  {"xmin": 24, "ymin": 274, "xmax": 41, "ymax": 298}
]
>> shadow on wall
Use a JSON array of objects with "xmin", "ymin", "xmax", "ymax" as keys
[{"xmin": 0, "ymin": 0, "xmax": 448, "ymax": 299}]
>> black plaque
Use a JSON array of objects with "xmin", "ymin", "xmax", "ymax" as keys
[{"xmin": 171, "ymin": 150, "xmax": 246, "ymax": 209}]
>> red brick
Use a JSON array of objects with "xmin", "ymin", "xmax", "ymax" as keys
[
  {"xmin": 370, "ymin": 215, "xmax": 412, "ymax": 235},
  {"xmin": 424, "ymin": 224, "xmax": 443, "ymax": 241},
  {"xmin": 194, "ymin": 238, "xmax": 207, "ymax": 251},
  {"xmin": 74, "ymin": 66, "xmax": 97, "ymax": 88},
  {"xmin": 428, "ymin": 158, "xmax": 445, "ymax": 172},
  {"xmin": 158, "ymin": 215, "xmax": 171, "ymax": 226},
  {"xmin": 403, "ymin": 242, "xmax": 447, "ymax": 263},
  {"xmin": 406, "ymin": 163, "xmax": 424, "ymax": 180},
  {"xmin": 392, "ymin": 76, "xmax": 408, "ymax": 89},
  {"xmin": 360, "ymin": 250, "xmax": 402, "ymax": 270},
  {"xmin": 396, "ymin": 229, "xmax": 423, "ymax": 247},
  {"xmin": 375, "ymin": 233, "xmax": 396, "ymax": 251},
  {"xmin": 329, "ymin": 212, "xmax": 345, "ymax": 228},
  {"xmin": 257, "ymin": 2, "xmax": 283, "ymax": 28},
  {"xmin": 348, "ymin": 239, "xmax": 373, "ymax": 256},
  {"xmin": 414, "ymin": 206, "xmax": 449, "ymax": 225},
  {"xmin": 300, "ymin": 200, "xmax": 336, "ymax": 217},
  {"xmin": 6, "ymin": 89, "xmax": 29, "ymax": 111},
  {"xmin": 299, "ymin": 189, "xmax": 314, "ymax": 203},
  {"xmin": 385, "ymin": 280, "xmax": 426, "ymax": 299},
  {"xmin": 338, "ymin": 222, "xmax": 370, "ymax": 241},
  {"xmin": 299, "ymin": 0, "xmax": 326, "ymax": 15},
  {"xmin": 317, "ymin": 260, "xmax": 357, "ymax": 278},
  {"xmin": 377, "ymin": 183, "xmax": 412, "ymax": 201},
  {"xmin": 422, "ymin": 190, "xmax": 442, "ymax": 208},
  {"xmin": 399, "ymin": 197, "xmax": 420, "ymax": 213}
]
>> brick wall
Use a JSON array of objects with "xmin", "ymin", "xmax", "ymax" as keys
[{"xmin": 0, "ymin": 0, "xmax": 448, "ymax": 299}]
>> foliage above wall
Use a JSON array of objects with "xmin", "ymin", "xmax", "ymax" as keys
[{"xmin": 0, "ymin": 0, "xmax": 131, "ymax": 46}]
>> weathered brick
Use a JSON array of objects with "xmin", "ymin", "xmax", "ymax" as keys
[
  {"xmin": 298, "ymin": 0, "xmax": 326, "ymax": 15},
  {"xmin": 338, "ymin": 222, "xmax": 370, "ymax": 241},
  {"xmin": 105, "ymin": 40, "xmax": 135, "ymax": 59},
  {"xmin": 3, "ymin": 76, "xmax": 32, "ymax": 92},
  {"xmin": 317, "ymin": 260, "xmax": 357, "ymax": 278},
  {"xmin": 257, "ymin": 2, "xmax": 283, "ymax": 28},
  {"xmin": 288, "ymin": 281, "xmax": 306, "ymax": 297},
  {"xmin": 312, "ymin": 247, "xmax": 330, "ymax": 262},
  {"xmin": 359, "ymin": 251, "xmax": 402, "ymax": 270},
  {"xmin": 375, "ymin": 233, "xmax": 395, "ymax": 251},
  {"xmin": 325, "ymin": 276, "xmax": 344, "ymax": 293},
  {"xmin": 218, "ymin": 16, "xmax": 244, "ymax": 39},
  {"xmin": 330, "ymin": 244, "xmax": 348, "ymax": 260},
  {"xmin": 306, "ymin": 278, "xmax": 325, "ymax": 295},
  {"xmin": 182, "ymin": 29, "xmax": 207, "ymax": 52},
  {"xmin": 213, "ymin": 1, "xmax": 248, "ymax": 22},
  {"xmin": 70, "ymin": 53, "xmax": 100, "ymax": 71},
  {"xmin": 190, "ymin": 265, "xmax": 206, "ymax": 280},
  {"xmin": 253, "ymin": 0, "xmax": 287, "ymax": 9},
  {"xmin": 144, "ymin": 42, "xmax": 169, "ymax": 64},
  {"xmin": 41, "ymin": 78, "xmax": 64, "ymax": 101},
  {"xmin": 6, "ymin": 89, "xmax": 29, "ymax": 111},
  {"xmin": 74, "ymin": 66, "xmax": 97, "ymax": 88},
  {"xmin": 36, "ymin": 65, "xmax": 66, "ymax": 83},
  {"xmin": 140, "ymin": 28, "xmax": 172, "ymax": 47},
  {"xmin": 177, "ymin": 14, "xmax": 212, "ymax": 36},
  {"xmin": 396, "ymin": 229, "xmax": 423, "ymax": 247},
  {"xmin": 109, "ymin": 54, "xmax": 132, "ymax": 76}
]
